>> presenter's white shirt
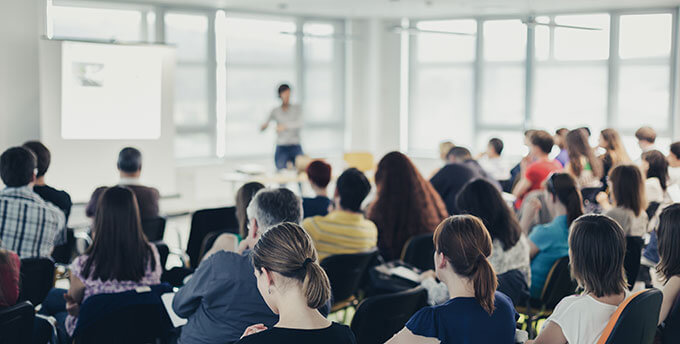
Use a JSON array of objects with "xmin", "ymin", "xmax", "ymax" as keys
[
  {"xmin": 546, "ymin": 292, "xmax": 628, "ymax": 344},
  {"xmin": 269, "ymin": 104, "xmax": 302, "ymax": 145}
]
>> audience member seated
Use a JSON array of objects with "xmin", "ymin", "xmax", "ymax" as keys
[
  {"xmin": 236, "ymin": 223, "xmax": 357, "ymax": 344},
  {"xmin": 86, "ymin": 147, "xmax": 160, "ymax": 220},
  {"xmin": 388, "ymin": 215, "xmax": 517, "ymax": 343},
  {"xmin": 173, "ymin": 188, "xmax": 302, "ymax": 344},
  {"xmin": 40, "ymin": 186, "xmax": 161, "ymax": 344},
  {"xmin": 0, "ymin": 244, "xmax": 20, "ymax": 308},
  {"xmin": 236, "ymin": 182, "xmax": 265, "ymax": 239},
  {"xmin": 420, "ymin": 179, "xmax": 531, "ymax": 306},
  {"xmin": 553, "ymin": 128, "xmax": 569, "ymax": 167},
  {"xmin": 642, "ymin": 150, "xmax": 672, "ymax": 206},
  {"xmin": 302, "ymin": 160, "xmax": 333, "ymax": 218},
  {"xmin": 598, "ymin": 128, "xmax": 631, "ymax": 187},
  {"xmin": 439, "ymin": 141, "xmax": 455, "ymax": 164},
  {"xmin": 656, "ymin": 204, "xmax": 680, "ymax": 326},
  {"xmin": 368, "ymin": 152, "xmax": 448, "ymax": 261},
  {"xmin": 526, "ymin": 173, "xmax": 583, "ymax": 299},
  {"xmin": 303, "ymin": 168, "xmax": 377, "ymax": 261},
  {"xmin": 512, "ymin": 130, "xmax": 563, "ymax": 209},
  {"xmin": 23, "ymin": 141, "xmax": 72, "ymax": 221},
  {"xmin": 636, "ymin": 126, "xmax": 658, "ymax": 159},
  {"xmin": 503, "ymin": 130, "xmax": 537, "ymax": 193},
  {"xmin": 565, "ymin": 129, "xmax": 603, "ymax": 188},
  {"xmin": 0, "ymin": 147, "xmax": 65, "ymax": 258},
  {"xmin": 528, "ymin": 215, "xmax": 629, "ymax": 344},
  {"xmin": 668, "ymin": 142, "xmax": 680, "ymax": 186},
  {"xmin": 477, "ymin": 138, "xmax": 511, "ymax": 182},
  {"xmin": 430, "ymin": 147, "xmax": 483, "ymax": 215},
  {"xmin": 597, "ymin": 165, "xmax": 649, "ymax": 238}
]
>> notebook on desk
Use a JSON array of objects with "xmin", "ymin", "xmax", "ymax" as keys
[{"xmin": 161, "ymin": 292, "xmax": 188, "ymax": 328}]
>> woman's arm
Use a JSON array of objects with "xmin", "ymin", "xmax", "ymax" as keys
[
  {"xmin": 659, "ymin": 275, "xmax": 680, "ymax": 325},
  {"xmin": 529, "ymin": 239, "xmax": 540, "ymax": 260},
  {"xmin": 68, "ymin": 274, "xmax": 86, "ymax": 304},
  {"xmin": 385, "ymin": 328, "xmax": 440, "ymax": 344},
  {"xmin": 526, "ymin": 321, "xmax": 567, "ymax": 344}
]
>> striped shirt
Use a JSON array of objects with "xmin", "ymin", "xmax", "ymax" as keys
[
  {"xmin": 302, "ymin": 210, "xmax": 378, "ymax": 261},
  {"xmin": 0, "ymin": 186, "xmax": 66, "ymax": 258}
]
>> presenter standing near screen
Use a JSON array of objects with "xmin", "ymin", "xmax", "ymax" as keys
[{"xmin": 261, "ymin": 84, "xmax": 304, "ymax": 170}]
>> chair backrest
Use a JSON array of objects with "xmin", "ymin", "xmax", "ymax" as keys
[
  {"xmin": 321, "ymin": 250, "xmax": 378, "ymax": 304},
  {"xmin": 18, "ymin": 257, "xmax": 55, "ymax": 306},
  {"xmin": 401, "ymin": 233, "xmax": 434, "ymax": 271},
  {"xmin": 660, "ymin": 293, "xmax": 680, "ymax": 344},
  {"xmin": 350, "ymin": 287, "xmax": 428, "ymax": 344},
  {"xmin": 72, "ymin": 284, "xmax": 172, "ymax": 344},
  {"xmin": 343, "ymin": 152, "xmax": 374, "ymax": 172},
  {"xmin": 597, "ymin": 289, "xmax": 663, "ymax": 344},
  {"xmin": 0, "ymin": 301, "xmax": 35, "ymax": 344},
  {"xmin": 187, "ymin": 206, "xmax": 238, "ymax": 269},
  {"xmin": 540, "ymin": 256, "xmax": 577, "ymax": 309},
  {"xmin": 153, "ymin": 242, "xmax": 169, "ymax": 272},
  {"xmin": 141, "ymin": 217, "xmax": 167, "ymax": 242}
]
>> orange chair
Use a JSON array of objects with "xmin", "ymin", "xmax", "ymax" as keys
[{"xmin": 596, "ymin": 289, "xmax": 662, "ymax": 344}]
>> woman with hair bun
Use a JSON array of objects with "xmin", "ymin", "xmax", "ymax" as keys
[
  {"xmin": 237, "ymin": 222, "xmax": 356, "ymax": 344},
  {"xmin": 387, "ymin": 215, "xmax": 517, "ymax": 344}
]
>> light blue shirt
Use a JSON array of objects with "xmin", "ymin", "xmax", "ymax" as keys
[{"xmin": 529, "ymin": 215, "xmax": 569, "ymax": 298}]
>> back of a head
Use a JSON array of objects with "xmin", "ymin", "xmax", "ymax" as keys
[
  {"xmin": 546, "ymin": 173, "xmax": 583, "ymax": 225},
  {"xmin": 22, "ymin": 141, "xmax": 50, "ymax": 178},
  {"xmin": 531, "ymin": 130, "xmax": 554, "ymax": 154},
  {"xmin": 248, "ymin": 188, "xmax": 302, "ymax": 231},
  {"xmin": 671, "ymin": 142, "xmax": 680, "ymax": 160},
  {"xmin": 306, "ymin": 160, "xmax": 332, "ymax": 189},
  {"xmin": 577, "ymin": 127, "xmax": 591, "ymax": 137},
  {"xmin": 456, "ymin": 179, "xmax": 520, "ymax": 250},
  {"xmin": 447, "ymin": 146, "xmax": 472, "ymax": 162},
  {"xmin": 439, "ymin": 141, "xmax": 455, "ymax": 160},
  {"xmin": 488, "ymin": 138, "xmax": 504, "ymax": 156},
  {"xmin": 336, "ymin": 168, "xmax": 371, "ymax": 212},
  {"xmin": 236, "ymin": 182, "xmax": 265, "ymax": 237},
  {"xmin": 657, "ymin": 204, "xmax": 680, "ymax": 282},
  {"xmin": 252, "ymin": 222, "xmax": 331, "ymax": 309},
  {"xmin": 434, "ymin": 215, "xmax": 497, "ymax": 315},
  {"xmin": 642, "ymin": 150, "xmax": 669, "ymax": 190},
  {"xmin": 600, "ymin": 128, "xmax": 631, "ymax": 164},
  {"xmin": 87, "ymin": 186, "xmax": 152, "ymax": 282},
  {"xmin": 0, "ymin": 147, "xmax": 36, "ymax": 187},
  {"xmin": 635, "ymin": 126, "xmax": 657, "ymax": 144},
  {"xmin": 117, "ymin": 147, "xmax": 142, "ymax": 173},
  {"xmin": 569, "ymin": 214, "xmax": 626, "ymax": 297},
  {"xmin": 608, "ymin": 165, "xmax": 646, "ymax": 216},
  {"xmin": 566, "ymin": 129, "xmax": 603, "ymax": 178}
]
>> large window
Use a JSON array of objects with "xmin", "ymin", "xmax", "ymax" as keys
[{"xmin": 49, "ymin": 2, "xmax": 154, "ymax": 42}]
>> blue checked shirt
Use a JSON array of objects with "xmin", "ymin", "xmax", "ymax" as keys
[{"xmin": 0, "ymin": 186, "xmax": 66, "ymax": 258}]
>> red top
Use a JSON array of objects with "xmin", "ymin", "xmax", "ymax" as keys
[
  {"xmin": 516, "ymin": 159, "xmax": 563, "ymax": 209},
  {"xmin": 0, "ymin": 250, "xmax": 20, "ymax": 308}
]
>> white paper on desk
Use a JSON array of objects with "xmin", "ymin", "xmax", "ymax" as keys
[
  {"xmin": 390, "ymin": 266, "xmax": 421, "ymax": 283},
  {"xmin": 161, "ymin": 292, "xmax": 188, "ymax": 327}
]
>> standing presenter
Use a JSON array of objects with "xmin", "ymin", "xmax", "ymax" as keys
[{"xmin": 260, "ymin": 84, "xmax": 304, "ymax": 170}]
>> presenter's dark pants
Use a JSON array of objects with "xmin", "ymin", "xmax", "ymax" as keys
[{"xmin": 275, "ymin": 144, "xmax": 303, "ymax": 170}]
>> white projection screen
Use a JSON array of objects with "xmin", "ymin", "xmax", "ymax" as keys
[
  {"xmin": 61, "ymin": 43, "xmax": 162, "ymax": 139},
  {"xmin": 39, "ymin": 40, "xmax": 176, "ymax": 202}
]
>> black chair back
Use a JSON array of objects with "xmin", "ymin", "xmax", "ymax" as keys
[
  {"xmin": 321, "ymin": 250, "xmax": 378, "ymax": 308},
  {"xmin": 153, "ymin": 242, "xmax": 169, "ymax": 272},
  {"xmin": 350, "ymin": 287, "xmax": 428, "ymax": 344},
  {"xmin": 0, "ymin": 301, "xmax": 34, "ymax": 344},
  {"xmin": 51, "ymin": 227, "xmax": 75, "ymax": 264},
  {"xmin": 401, "ymin": 233, "xmax": 434, "ymax": 271},
  {"xmin": 141, "ymin": 217, "xmax": 167, "ymax": 242},
  {"xmin": 72, "ymin": 284, "xmax": 172, "ymax": 344},
  {"xmin": 660, "ymin": 293, "xmax": 680, "ymax": 344},
  {"xmin": 624, "ymin": 237, "xmax": 643, "ymax": 291},
  {"xmin": 18, "ymin": 257, "xmax": 55, "ymax": 306},
  {"xmin": 187, "ymin": 207, "xmax": 238, "ymax": 269},
  {"xmin": 540, "ymin": 256, "xmax": 577, "ymax": 309},
  {"xmin": 497, "ymin": 269, "xmax": 530, "ymax": 307},
  {"xmin": 602, "ymin": 289, "xmax": 662, "ymax": 344}
]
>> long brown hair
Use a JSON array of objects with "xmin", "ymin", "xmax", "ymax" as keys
[
  {"xmin": 566, "ymin": 129, "xmax": 603, "ymax": 178},
  {"xmin": 368, "ymin": 152, "xmax": 448, "ymax": 261},
  {"xmin": 0, "ymin": 243, "xmax": 18, "ymax": 306},
  {"xmin": 600, "ymin": 128, "xmax": 631, "ymax": 166},
  {"xmin": 545, "ymin": 173, "xmax": 583, "ymax": 226},
  {"xmin": 252, "ymin": 222, "xmax": 331, "ymax": 309},
  {"xmin": 657, "ymin": 204, "xmax": 680, "ymax": 283},
  {"xmin": 82, "ymin": 186, "xmax": 156, "ymax": 282},
  {"xmin": 609, "ymin": 165, "xmax": 646, "ymax": 216},
  {"xmin": 434, "ymin": 215, "xmax": 497, "ymax": 315},
  {"xmin": 236, "ymin": 182, "xmax": 265, "ymax": 238},
  {"xmin": 643, "ymin": 150, "xmax": 669, "ymax": 191}
]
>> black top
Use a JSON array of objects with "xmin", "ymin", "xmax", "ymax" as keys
[
  {"xmin": 236, "ymin": 322, "xmax": 357, "ymax": 344},
  {"xmin": 33, "ymin": 185, "xmax": 72, "ymax": 222},
  {"xmin": 430, "ymin": 163, "xmax": 480, "ymax": 215},
  {"xmin": 302, "ymin": 196, "xmax": 332, "ymax": 218}
]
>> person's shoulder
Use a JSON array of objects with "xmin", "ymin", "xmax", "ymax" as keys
[
  {"xmin": 326, "ymin": 322, "xmax": 357, "ymax": 341},
  {"xmin": 553, "ymin": 294, "xmax": 596, "ymax": 313},
  {"xmin": 494, "ymin": 291, "xmax": 516, "ymax": 312}
]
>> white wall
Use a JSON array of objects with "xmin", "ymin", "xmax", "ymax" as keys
[{"xmin": 0, "ymin": 0, "xmax": 42, "ymax": 152}]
